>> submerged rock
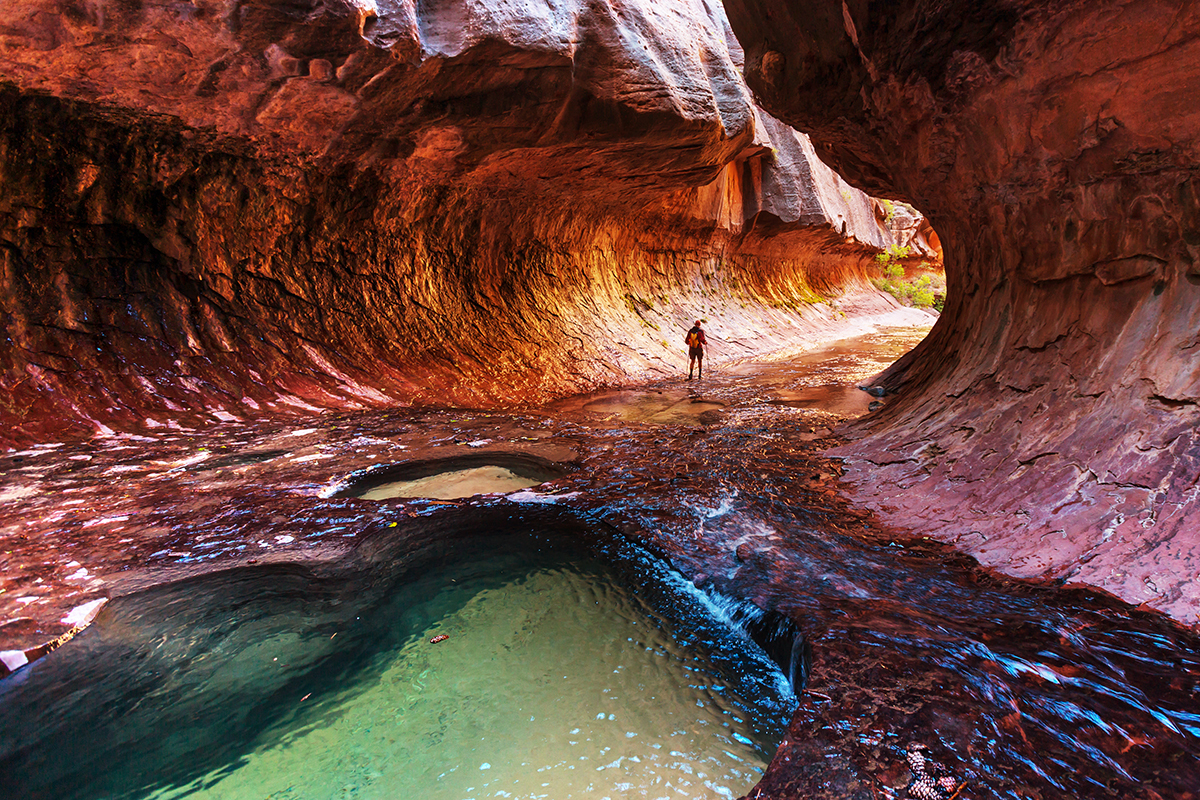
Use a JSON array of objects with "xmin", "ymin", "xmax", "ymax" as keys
[{"xmin": 0, "ymin": 1, "xmax": 927, "ymax": 445}]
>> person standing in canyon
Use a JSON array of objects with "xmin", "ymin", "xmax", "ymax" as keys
[{"xmin": 685, "ymin": 319, "xmax": 707, "ymax": 379}]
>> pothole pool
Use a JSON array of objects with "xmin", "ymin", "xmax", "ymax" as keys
[
  {"xmin": 0, "ymin": 522, "xmax": 796, "ymax": 800},
  {"xmin": 332, "ymin": 453, "xmax": 573, "ymax": 501}
]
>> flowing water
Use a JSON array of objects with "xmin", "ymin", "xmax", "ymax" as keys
[{"xmin": 3, "ymin": 326, "xmax": 1200, "ymax": 799}]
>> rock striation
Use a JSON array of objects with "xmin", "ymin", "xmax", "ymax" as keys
[
  {"xmin": 724, "ymin": 0, "xmax": 1200, "ymax": 624},
  {"xmin": 0, "ymin": 0, "xmax": 920, "ymax": 446}
]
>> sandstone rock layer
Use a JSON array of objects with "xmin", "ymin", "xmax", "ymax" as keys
[
  {"xmin": 0, "ymin": 1, "xmax": 923, "ymax": 446},
  {"xmin": 724, "ymin": 0, "xmax": 1200, "ymax": 624}
]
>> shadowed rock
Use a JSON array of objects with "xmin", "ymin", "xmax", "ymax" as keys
[{"xmin": 724, "ymin": 0, "xmax": 1200, "ymax": 625}]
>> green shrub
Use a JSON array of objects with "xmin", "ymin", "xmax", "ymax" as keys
[{"xmin": 872, "ymin": 264, "xmax": 945, "ymax": 311}]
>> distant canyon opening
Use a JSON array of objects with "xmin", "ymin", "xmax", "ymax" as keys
[{"xmin": 2, "ymin": 1, "xmax": 1199, "ymax": 799}]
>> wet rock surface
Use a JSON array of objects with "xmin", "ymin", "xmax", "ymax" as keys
[
  {"xmin": 3, "ymin": 327, "xmax": 1199, "ymax": 799},
  {"xmin": 724, "ymin": 0, "xmax": 1200, "ymax": 624}
]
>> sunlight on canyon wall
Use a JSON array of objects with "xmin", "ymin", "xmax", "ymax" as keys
[{"xmin": 0, "ymin": 1, "xmax": 929, "ymax": 445}]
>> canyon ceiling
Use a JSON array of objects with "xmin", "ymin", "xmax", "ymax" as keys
[{"xmin": 1, "ymin": 0, "xmax": 1197, "ymax": 627}]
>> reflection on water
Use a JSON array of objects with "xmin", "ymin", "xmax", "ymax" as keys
[
  {"xmin": 0, "ymin": 533, "xmax": 794, "ymax": 800},
  {"xmin": 763, "ymin": 384, "xmax": 872, "ymax": 416},
  {"xmin": 582, "ymin": 393, "xmax": 726, "ymax": 426},
  {"xmin": 561, "ymin": 327, "xmax": 925, "ymax": 427}
]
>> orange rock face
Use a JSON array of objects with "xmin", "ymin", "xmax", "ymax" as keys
[
  {"xmin": 0, "ymin": 1, "xmax": 921, "ymax": 445},
  {"xmin": 725, "ymin": 0, "xmax": 1200, "ymax": 624}
]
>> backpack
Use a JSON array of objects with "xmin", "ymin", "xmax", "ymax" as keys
[{"xmin": 686, "ymin": 330, "xmax": 700, "ymax": 347}]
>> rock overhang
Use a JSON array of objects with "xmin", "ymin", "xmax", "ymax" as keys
[
  {"xmin": 1, "ymin": 0, "xmax": 759, "ymax": 180},
  {"xmin": 0, "ymin": 0, "xmax": 936, "ymax": 447},
  {"xmin": 721, "ymin": 0, "xmax": 1200, "ymax": 625}
]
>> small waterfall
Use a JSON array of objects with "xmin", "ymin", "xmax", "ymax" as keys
[
  {"xmin": 685, "ymin": 586, "xmax": 810, "ymax": 694},
  {"xmin": 641, "ymin": 552, "xmax": 808, "ymax": 696},
  {"xmin": 742, "ymin": 606, "xmax": 811, "ymax": 692}
]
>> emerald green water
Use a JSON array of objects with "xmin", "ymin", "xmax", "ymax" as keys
[
  {"xmin": 153, "ymin": 561, "xmax": 772, "ymax": 799},
  {"xmin": 1, "ymin": 533, "xmax": 793, "ymax": 800}
]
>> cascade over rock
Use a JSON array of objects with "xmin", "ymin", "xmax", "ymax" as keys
[
  {"xmin": 724, "ymin": 0, "xmax": 1200, "ymax": 623},
  {"xmin": 0, "ymin": 0, "xmax": 923, "ymax": 444}
]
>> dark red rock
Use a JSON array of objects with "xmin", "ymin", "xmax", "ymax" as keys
[{"xmin": 724, "ymin": 0, "xmax": 1200, "ymax": 626}]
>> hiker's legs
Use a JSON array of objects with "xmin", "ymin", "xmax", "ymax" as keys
[
  {"xmin": 697, "ymin": 355, "xmax": 702, "ymax": 378},
  {"xmin": 688, "ymin": 355, "xmax": 696, "ymax": 378}
]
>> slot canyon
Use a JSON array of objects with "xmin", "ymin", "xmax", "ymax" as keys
[{"xmin": 2, "ymin": 2, "xmax": 1199, "ymax": 800}]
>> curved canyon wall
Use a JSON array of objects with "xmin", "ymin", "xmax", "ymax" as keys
[
  {"xmin": 0, "ymin": 0, "xmax": 923, "ymax": 446},
  {"xmin": 724, "ymin": 0, "xmax": 1200, "ymax": 623}
]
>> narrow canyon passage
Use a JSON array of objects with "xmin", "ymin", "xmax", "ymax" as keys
[
  {"xmin": 2, "ymin": 328, "xmax": 1198, "ymax": 799},
  {"xmin": 4, "ymin": 0, "xmax": 1200, "ymax": 797}
]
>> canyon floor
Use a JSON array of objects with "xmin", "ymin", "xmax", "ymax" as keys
[{"xmin": 2, "ymin": 309, "xmax": 1198, "ymax": 800}]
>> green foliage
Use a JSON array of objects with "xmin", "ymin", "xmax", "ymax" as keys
[
  {"xmin": 910, "ymin": 276, "xmax": 935, "ymax": 308},
  {"xmin": 879, "ymin": 199, "xmax": 920, "ymax": 225},
  {"xmin": 623, "ymin": 292, "xmax": 652, "ymax": 314},
  {"xmin": 874, "ymin": 243, "xmax": 912, "ymax": 266},
  {"xmin": 871, "ymin": 263, "xmax": 946, "ymax": 311}
]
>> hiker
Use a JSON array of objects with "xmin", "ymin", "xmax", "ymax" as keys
[{"xmin": 684, "ymin": 319, "xmax": 707, "ymax": 379}]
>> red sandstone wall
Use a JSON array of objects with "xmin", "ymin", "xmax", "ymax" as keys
[
  {"xmin": 0, "ymin": 101, "xmax": 902, "ymax": 447},
  {"xmin": 0, "ymin": 2, "xmax": 932, "ymax": 446},
  {"xmin": 724, "ymin": 0, "xmax": 1200, "ymax": 624}
]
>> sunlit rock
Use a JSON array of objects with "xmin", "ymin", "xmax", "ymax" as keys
[{"xmin": 0, "ymin": 0, "xmax": 926, "ymax": 445}]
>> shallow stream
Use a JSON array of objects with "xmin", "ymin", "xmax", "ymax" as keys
[{"xmin": 2, "ymin": 326, "xmax": 1198, "ymax": 799}]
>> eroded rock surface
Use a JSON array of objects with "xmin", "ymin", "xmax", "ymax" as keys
[
  {"xmin": 724, "ymin": 0, "xmax": 1200, "ymax": 625},
  {"xmin": 0, "ymin": 0, "xmax": 921, "ymax": 446},
  {"xmin": 2, "ymin": 344, "xmax": 1197, "ymax": 799}
]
